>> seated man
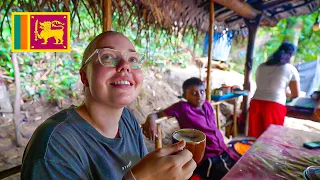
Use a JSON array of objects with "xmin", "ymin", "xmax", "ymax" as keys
[{"xmin": 143, "ymin": 77, "xmax": 240, "ymax": 180}]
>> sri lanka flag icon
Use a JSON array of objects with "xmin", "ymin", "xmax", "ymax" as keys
[{"xmin": 12, "ymin": 12, "xmax": 70, "ymax": 52}]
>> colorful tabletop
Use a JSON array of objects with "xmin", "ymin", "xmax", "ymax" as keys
[{"xmin": 223, "ymin": 125, "xmax": 320, "ymax": 180}]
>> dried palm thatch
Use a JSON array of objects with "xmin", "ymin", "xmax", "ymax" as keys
[{"xmin": 1, "ymin": 0, "xmax": 319, "ymax": 39}]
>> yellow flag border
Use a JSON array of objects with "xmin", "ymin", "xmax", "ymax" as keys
[{"xmin": 12, "ymin": 12, "xmax": 71, "ymax": 53}]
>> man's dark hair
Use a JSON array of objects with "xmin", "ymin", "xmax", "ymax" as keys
[
  {"xmin": 182, "ymin": 77, "xmax": 204, "ymax": 94},
  {"xmin": 266, "ymin": 42, "xmax": 297, "ymax": 66}
]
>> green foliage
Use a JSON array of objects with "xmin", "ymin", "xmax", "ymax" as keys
[
  {"xmin": 0, "ymin": 2, "xmax": 203, "ymax": 101},
  {"xmin": 111, "ymin": 7, "xmax": 203, "ymax": 69},
  {"xmin": 256, "ymin": 12, "xmax": 319, "ymax": 63},
  {"xmin": 230, "ymin": 11, "xmax": 319, "ymax": 80}
]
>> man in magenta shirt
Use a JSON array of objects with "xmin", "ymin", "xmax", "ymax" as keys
[{"xmin": 143, "ymin": 77, "xmax": 240, "ymax": 180}]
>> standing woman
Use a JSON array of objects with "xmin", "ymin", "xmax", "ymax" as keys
[{"xmin": 248, "ymin": 42, "xmax": 300, "ymax": 138}]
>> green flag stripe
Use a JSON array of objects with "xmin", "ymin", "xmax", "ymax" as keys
[{"xmin": 14, "ymin": 15, "xmax": 21, "ymax": 49}]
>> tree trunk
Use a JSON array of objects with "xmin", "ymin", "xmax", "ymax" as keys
[{"xmin": 12, "ymin": 53, "xmax": 22, "ymax": 147}]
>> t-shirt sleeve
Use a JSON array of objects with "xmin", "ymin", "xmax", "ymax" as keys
[
  {"xmin": 21, "ymin": 159, "xmax": 86, "ymax": 180},
  {"xmin": 163, "ymin": 102, "xmax": 181, "ymax": 118},
  {"xmin": 290, "ymin": 65, "xmax": 300, "ymax": 81}
]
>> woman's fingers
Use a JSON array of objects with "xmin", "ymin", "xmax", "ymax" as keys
[
  {"xmin": 131, "ymin": 142, "xmax": 195, "ymax": 180},
  {"xmin": 155, "ymin": 141, "xmax": 186, "ymax": 157},
  {"xmin": 182, "ymin": 158, "xmax": 197, "ymax": 179},
  {"xmin": 171, "ymin": 149, "xmax": 194, "ymax": 166}
]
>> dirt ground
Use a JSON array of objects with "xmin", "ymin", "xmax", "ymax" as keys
[{"xmin": 1, "ymin": 67, "xmax": 319, "ymax": 179}]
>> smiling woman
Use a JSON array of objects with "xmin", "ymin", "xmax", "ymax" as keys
[
  {"xmin": 20, "ymin": 31, "xmax": 196, "ymax": 180},
  {"xmin": 79, "ymin": 31, "xmax": 145, "ymax": 109}
]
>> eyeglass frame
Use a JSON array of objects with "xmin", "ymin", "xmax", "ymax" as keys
[{"xmin": 82, "ymin": 47, "xmax": 145, "ymax": 69}]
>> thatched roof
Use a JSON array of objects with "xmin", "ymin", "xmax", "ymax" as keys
[
  {"xmin": 1, "ymin": 0, "xmax": 319, "ymax": 37},
  {"xmin": 214, "ymin": 0, "xmax": 320, "ymax": 30},
  {"xmin": 134, "ymin": 0, "xmax": 319, "ymax": 33}
]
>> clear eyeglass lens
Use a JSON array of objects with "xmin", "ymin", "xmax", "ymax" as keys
[{"xmin": 98, "ymin": 49, "xmax": 144, "ymax": 69}]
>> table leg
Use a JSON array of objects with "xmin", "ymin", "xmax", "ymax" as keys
[
  {"xmin": 233, "ymin": 99, "xmax": 238, "ymax": 137},
  {"xmin": 215, "ymin": 104, "xmax": 221, "ymax": 129}
]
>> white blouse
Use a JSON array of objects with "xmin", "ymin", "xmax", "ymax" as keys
[{"xmin": 253, "ymin": 63, "xmax": 300, "ymax": 105}]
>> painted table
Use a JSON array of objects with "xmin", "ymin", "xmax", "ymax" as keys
[{"xmin": 223, "ymin": 125, "xmax": 320, "ymax": 180}]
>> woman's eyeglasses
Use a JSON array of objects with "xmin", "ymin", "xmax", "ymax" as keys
[{"xmin": 83, "ymin": 48, "xmax": 145, "ymax": 69}]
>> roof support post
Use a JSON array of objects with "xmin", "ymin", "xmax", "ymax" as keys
[
  {"xmin": 206, "ymin": 0, "xmax": 215, "ymax": 101},
  {"xmin": 241, "ymin": 15, "xmax": 262, "ymax": 134},
  {"xmin": 103, "ymin": 0, "xmax": 112, "ymax": 32}
]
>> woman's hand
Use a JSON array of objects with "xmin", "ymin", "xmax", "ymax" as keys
[
  {"xmin": 130, "ymin": 141, "xmax": 197, "ymax": 180},
  {"xmin": 142, "ymin": 114, "xmax": 158, "ymax": 141}
]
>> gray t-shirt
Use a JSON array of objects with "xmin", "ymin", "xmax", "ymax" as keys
[{"xmin": 21, "ymin": 107, "xmax": 148, "ymax": 180}]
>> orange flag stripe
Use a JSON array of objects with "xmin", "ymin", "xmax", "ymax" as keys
[{"xmin": 20, "ymin": 15, "xmax": 28, "ymax": 50}]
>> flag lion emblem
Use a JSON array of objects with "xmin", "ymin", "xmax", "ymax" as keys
[{"xmin": 35, "ymin": 20, "xmax": 64, "ymax": 45}]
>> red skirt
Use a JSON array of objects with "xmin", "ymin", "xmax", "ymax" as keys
[{"xmin": 248, "ymin": 99, "xmax": 287, "ymax": 138}]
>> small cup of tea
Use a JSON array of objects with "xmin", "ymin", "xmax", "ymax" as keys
[{"xmin": 172, "ymin": 129, "xmax": 206, "ymax": 164}]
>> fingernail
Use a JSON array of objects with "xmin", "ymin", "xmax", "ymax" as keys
[{"xmin": 177, "ymin": 140, "xmax": 185, "ymax": 149}]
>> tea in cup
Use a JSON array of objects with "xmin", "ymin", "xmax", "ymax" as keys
[{"xmin": 172, "ymin": 129, "xmax": 206, "ymax": 164}]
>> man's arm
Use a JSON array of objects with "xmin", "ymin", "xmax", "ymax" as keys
[{"xmin": 142, "ymin": 110, "xmax": 172, "ymax": 141}]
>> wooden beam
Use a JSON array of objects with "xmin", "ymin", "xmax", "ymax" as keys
[
  {"xmin": 241, "ymin": 15, "xmax": 262, "ymax": 134},
  {"xmin": 214, "ymin": 0, "xmax": 260, "ymax": 20},
  {"xmin": 206, "ymin": 0, "xmax": 214, "ymax": 101},
  {"xmin": 0, "ymin": 164, "xmax": 21, "ymax": 179},
  {"xmin": 103, "ymin": 0, "xmax": 112, "ymax": 32}
]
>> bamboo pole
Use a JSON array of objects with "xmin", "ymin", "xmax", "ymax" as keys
[
  {"xmin": 155, "ymin": 124, "xmax": 162, "ymax": 149},
  {"xmin": 154, "ymin": 117, "xmax": 168, "ymax": 149},
  {"xmin": 103, "ymin": 0, "xmax": 112, "ymax": 31},
  {"xmin": 12, "ymin": 52, "xmax": 22, "ymax": 147},
  {"xmin": 206, "ymin": 0, "xmax": 214, "ymax": 101}
]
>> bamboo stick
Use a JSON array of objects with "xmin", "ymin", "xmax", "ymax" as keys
[{"xmin": 155, "ymin": 123, "xmax": 162, "ymax": 149}]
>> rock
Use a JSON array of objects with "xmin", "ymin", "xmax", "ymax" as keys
[
  {"xmin": 0, "ymin": 130, "xmax": 8, "ymax": 138},
  {"xmin": 155, "ymin": 74, "xmax": 162, "ymax": 79},
  {"xmin": 35, "ymin": 106, "xmax": 44, "ymax": 113},
  {"xmin": 34, "ymin": 116, "xmax": 42, "ymax": 121},
  {"xmin": 0, "ymin": 81, "xmax": 13, "ymax": 112},
  {"xmin": 0, "ymin": 138, "xmax": 12, "ymax": 149}
]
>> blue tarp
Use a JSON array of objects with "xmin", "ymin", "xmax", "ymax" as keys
[
  {"xmin": 295, "ymin": 60, "xmax": 320, "ymax": 96},
  {"xmin": 203, "ymin": 30, "xmax": 233, "ymax": 62}
]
